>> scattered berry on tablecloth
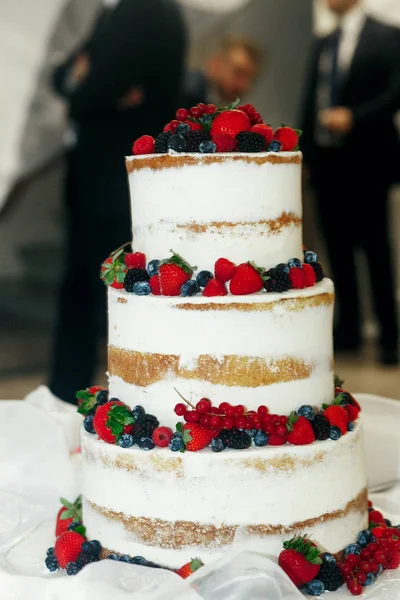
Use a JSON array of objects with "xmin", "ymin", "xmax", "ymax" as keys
[
  {"xmin": 236, "ymin": 131, "xmax": 266, "ymax": 152},
  {"xmin": 230, "ymin": 263, "xmax": 263, "ymax": 295},
  {"xmin": 176, "ymin": 558, "xmax": 204, "ymax": 579},
  {"xmin": 278, "ymin": 536, "xmax": 322, "ymax": 587},
  {"xmin": 132, "ymin": 135, "xmax": 155, "ymax": 155},
  {"xmin": 55, "ymin": 496, "xmax": 82, "ymax": 537},
  {"xmin": 202, "ymin": 278, "xmax": 228, "ymax": 296},
  {"xmin": 214, "ymin": 258, "xmax": 236, "ymax": 283}
]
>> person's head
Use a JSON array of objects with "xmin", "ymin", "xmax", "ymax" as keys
[
  {"xmin": 325, "ymin": 0, "xmax": 360, "ymax": 16},
  {"xmin": 205, "ymin": 37, "xmax": 262, "ymax": 103}
]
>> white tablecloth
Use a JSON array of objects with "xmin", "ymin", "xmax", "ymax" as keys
[{"xmin": 1, "ymin": 386, "xmax": 400, "ymax": 599}]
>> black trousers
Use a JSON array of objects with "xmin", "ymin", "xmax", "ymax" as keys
[
  {"xmin": 312, "ymin": 147, "xmax": 398, "ymax": 349},
  {"xmin": 49, "ymin": 151, "xmax": 131, "ymax": 404}
]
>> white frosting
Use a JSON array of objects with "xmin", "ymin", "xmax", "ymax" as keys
[
  {"xmin": 127, "ymin": 152, "xmax": 303, "ymax": 270},
  {"xmin": 108, "ymin": 280, "xmax": 335, "ymax": 427},
  {"xmin": 81, "ymin": 422, "xmax": 368, "ymax": 566}
]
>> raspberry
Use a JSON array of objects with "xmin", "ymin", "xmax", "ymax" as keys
[
  {"xmin": 152, "ymin": 427, "xmax": 173, "ymax": 447},
  {"xmin": 212, "ymin": 134, "xmax": 237, "ymax": 152},
  {"xmin": 289, "ymin": 267, "xmax": 306, "ymax": 289},
  {"xmin": 214, "ymin": 258, "xmax": 236, "ymax": 283},
  {"xmin": 202, "ymin": 278, "xmax": 228, "ymax": 297},
  {"xmin": 124, "ymin": 252, "xmax": 146, "ymax": 269},
  {"xmin": 302, "ymin": 263, "xmax": 317, "ymax": 287},
  {"xmin": 237, "ymin": 104, "xmax": 263, "ymax": 125},
  {"xmin": 132, "ymin": 135, "xmax": 155, "ymax": 155},
  {"xmin": 236, "ymin": 131, "xmax": 266, "ymax": 152}
]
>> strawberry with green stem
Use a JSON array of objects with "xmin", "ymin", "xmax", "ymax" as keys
[
  {"xmin": 76, "ymin": 387, "xmax": 105, "ymax": 416},
  {"xmin": 93, "ymin": 401, "xmax": 135, "ymax": 444},
  {"xmin": 279, "ymin": 536, "xmax": 322, "ymax": 587},
  {"xmin": 100, "ymin": 247, "xmax": 128, "ymax": 289},
  {"xmin": 158, "ymin": 250, "xmax": 197, "ymax": 296},
  {"xmin": 176, "ymin": 558, "xmax": 204, "ymax": 578},
  {"xmin": 56, "ymin": 496, "xmax": 83, "ymax": 537}
]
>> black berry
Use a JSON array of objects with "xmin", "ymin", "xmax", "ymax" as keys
[
  {"xmin": 220, "ymin": 428, "xmax": 251, "ymax": 450},
  {"xmin": 131, "ymin": 414, "xmax": 159, "ymax": 443},
  {"xmin": 312, "ymin": 414, "xmax": 331, "ymax": 440},
  {"xmin": 236, "ymin": 132, "xmax": 266, "ymax": 153},
  {"xmin": 124, "ymin": 269, "xmax": 149, "ymax": 293},
  {"xmin": 317, "ymin": 562, "xmax": 344, "ymax": 591},
  {"xmin": 312, "ymin": 262, "xmax": 325, "ymax": 282},
  {"xmin": 264, "ymin": 268, "xmax": 291, "ymax": 293},
  {"xmin": 186, "ymin": 130, "xmax": 210, "ymax": 152},
  {"xmin": 155, "ymin": 132, "xmax": 172, "ymax": 153}
]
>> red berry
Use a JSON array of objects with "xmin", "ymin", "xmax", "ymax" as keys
[
  {"xmin": 164, "ymin": 120, "xmax": 180, "ymax": 132},
  {"xmin": 212, "ymin": 134, "xmax": 237, "ymax": 153},
  {"xmin": 347, "ymin": 579, "xmax": 362, "ymax": 595},
  {"xmin": 251, "ymin": 124, "xmax": 274, "ymax": 145},
  {"xmin": 302, "ymin": 263, "xmax": 317, "ymax": 287},
  {"xmin": 268, "ymin": 434, "xmax": 286, "ymax": 445},
  {"xmin": 54, "ymin": 531, "xmax": 85, "ymax": 569},
  {"xmin": 202, "ymin": 278, "xmax": 228, "ymax": 297},
  {"xmin": 152, "ymin": 426, "xmax": 173, "ymax": 447},
  {"xmin": 210, "ymin": 109, "xmax": 251, "ymax": 137},
  {"xmin": 175, "ymin": 403, "xmax": 187, "ymax": 416},
  {"xmin": 200, "ymin": 414, "xmax": 211, "ymax": 427},
  {"xmin": 276, "ymin": 424, "xmax": 287, "ymax": 436},
  {"xmin": 368, "ymin": 500, "xmax": 373, "ymax": 508},
  {"xmin": 222, "ymin": 416, "xmax": 234, "ymax": 429},
  {"xmin": 124, "ymin": 252, "xmax": 146, "ymax": 269},
  {"xmin": 196, "ymin": 398, "xmax": 212, "ymax": 414},
  {"xmin": 204, "ymin": 104, "xmax": 216, "ymax": 114},
  {"xmin": 189, "ymin": 106, "xmax": 202, "ymax": 119},
  {"xmin": 368, "ymin": 543, "xmax": 379, "ymax": 554},
  {"xmin": 257, "ymin": 405, "xmax": 269, "ymax": 416},
  {"xmin": 274, "ymin": 127, "xmax": 299, "ymax": 151},
  {"xmin": 264, "ymin": 423, "xmax": 275, "ymax": 434},
  {"xmin": 387, "ymin": 552, "xmax": 400, "ymax": 569},
  {"xmin": 279, "ymin": 415, "xmax": 288, "ymax": 425},
  {"xmin": 262, "ymin": 413, "xmax": 273, "ymax": 423},
  {"xmin": 323, "ymin": 405, "xmax": 349, "ymax": 435},
  {"xmin": 225, "ymin": 405, "xmax": 236, "ymax": 417},
  {"xmin": 374, "ymin": 551, "xmax": 387, "ymax": 565},
  {"xmin": 360, "ymin": 548, "xmax": 372, "ymax": 560},
  {"xmin": 369, "ymin": 510, "xmax": 385, "ymax": 524},
  {"xmin": 184, "ymin": 119, "xmax": 203, "ymax": 131},
  {"xmin": 234, "ymin": 405, "xmax": 245, "ymax": 416},
  {"xmin": 185, "ymin": 411, "xmax": 200, "ymax": 423},
  {"xmin": 176, "ymin": 108, "xmax": 189, "ymax": 121},
  {"xmin": 272, "ymin": 414, "xmax": 281, "ymax": 424},
  {"xmin": 356, "ymin": 571, "xmax": 367, "ymax": 584},
  {"xmin": 359, "ymin": 561, "xmax": 371, "ymax": 572},
  {"xmin": 369, "ymin": 561, "xmax": 378, "ymax": 573},
  {"xmin": 252, "ymin": 417, "xmax": 263, "ymax": 429},
  {"xmin": 230, "ymin": 263, "xmax": 263, "ymax": 295},
  {"xmin": 340, "ymin": 563, "xmax": 352, "ymax": 576},
  {"xmin": 346, "ymin": 555, "xmax": 360, "ymax": 568},
  {"xmin": 149, "ymin": 275, "xmax": 161, "ymax": 295},
  {"xmin": 235, "ymin": 416, "xmax": 247, "ymax": 429},
  {"xmin": 197, "ymin": 103, "xmax": 206, "ymax": 113},
  {"xmin": 289, "ymin": 267, "xmax": 306, "ymax": 289},
  {"xmin": 214, "ymin": 258, "xmax": 236, "ymax": 283},
  {"xmin": 210, "ymin": 415, "xmax": 222, "ymax": 428},
  {"xmin": 132, "ymin": 135, "xmax": 155, "ymax": 155},
  {"xmin": 219, "ymin": 402, "xmax": 230, "ymax": 413},
  {"xmin": 210, "ymin": 407, "xmax": 221, "ymax": 414}
]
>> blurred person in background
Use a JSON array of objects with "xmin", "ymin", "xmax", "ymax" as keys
[
  {"xmin": 49, "ymin": 0, "xmax": 186, "ymax": 404},
  {"xmin": 182, "ymin": 36, "xmax": 262, "ymax": 107},
  {"xmin": 301, "ymin": 0, "xmax": 400, "ymax": 365}
]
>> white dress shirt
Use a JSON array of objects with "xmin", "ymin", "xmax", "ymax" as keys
[{"xmin": 337, "ymin": 5, "xmax": 367, "ymax": 75}]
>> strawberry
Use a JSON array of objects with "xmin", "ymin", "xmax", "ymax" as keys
[
  {"xmin": 89, "ymin": 386, "xmax": 103, "ymax": 395},
  {"xmin": 212, "ymin": 134, "xmax": 237, "ymax": 152},
  {"xmin": 202, "ymin": 279, "xmax": 228, "ymax": 297},
  {"xmin": 177, "ymin": 422, "xmax": 216, "ymax": 452},
  {"xmin": 214, "ymin": 258, "xmax": 236, "ymax": 283},
  {"xmin": 251, "ymin": 124, "xmax": 274, "ymax": 145},
  {"xmin": 101, "ymin": 249, "xmax": 127, "ymax": 289},
  {"xmin": 210, "ymin": 109, "xmax": 251, "ymax": 137},
  {"xmin": 369, "ymin": 510, "xmax": 385, "ymax": 524},
  {"xmin": 273, "ymin": 127, "xmax": 299, "ymax": 151},
  {"xmin": 76, "ymin": 387, "xmax": 102, "ymax": 415},
  {"xmin": 149, "ymin": 275, "xmax": 161, "ymax": 295},
  {"xmin": 176, "ymin": 558, "xmax": 204, "ymax": 578},
  {"xmin": 229, "ymin": 263, "xmax": 263, "ymax": 295},
  {"xmin": 132, "ymin": 135, "xmax": 155, "ymax": 155},
  {"xmin": 237, "ymin": 104, "xmax": 263, "ymax": 125},
  {"xmin": 286, "ymin": 413, "xmax": 315, "ymax": 445},
  {"xmin": 93, "ymin": 401, "xmax": 135, "ymax": 444},
  {"xmin": 345, "ymin": 403, "xmax": 360, "ymax": 422},
  {"xmin": 323, "ymin": 405, "xmax": 349, "ymax": 435},
  {"xmin": 159, "ymin": 252, "xmax": 195, "ymax": 296},
  {"xmin": 278, "ymin": 536, "xmax": 322, "ymax": 587},
  {"xmin": 336, "ymin": 386, "xmax": 361, "ymax": 411},
  {"xmin": 54, "ymin": 531, "xmax": 85, "ymax": 569},
  {"xmin": 124, "ymin": 252, "xmax": 146, "ymax": 269},
  {"xmin": 302, "ymin": 263, "xmax": 317, "ymax": 287},
  {"xmin": 56, "ymin": 496, "xmax": 82, "ymax": 537},
  {"xmin": 288, "ymin": 267, "xmax": 306, "ymax": 289}
]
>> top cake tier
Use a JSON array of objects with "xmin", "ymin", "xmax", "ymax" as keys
[{"xmin": 126, "ymin": 151, "xmax": 302, "ymax": 271}]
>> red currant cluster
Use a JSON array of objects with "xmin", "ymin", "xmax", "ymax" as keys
[
  {"xmin": 164, "ymin": 104, "xmax": 217, "ymax": 134},
  {"xmin": 174, "ymin": 398, "xmax": 289, "ymax": 443}
]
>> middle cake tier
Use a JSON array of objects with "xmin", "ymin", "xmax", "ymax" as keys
[{"xmin": 108, "ymin": 279, "xmax": 335, "ymax": 428}]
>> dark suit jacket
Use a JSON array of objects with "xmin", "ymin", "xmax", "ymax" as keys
[
  {"xmin": 301, "ymin": 17, "xmax": 400, "ymax": 183},
  {"xmin": 53, "ymin": 0, "xmax": 186, "ymax": 217}
]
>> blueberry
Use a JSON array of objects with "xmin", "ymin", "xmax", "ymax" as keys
[
  {"xmin": 66, "ymin": 561, "xmax": 80, "ymax": 575},
  {"xmin": 169, "ymin": 435, "xmax": 185, "ymax": 452},
  {"xmin": 181, "ymin": 280, "xmax": 200, "ymax": 297},
  {"xmin": 357, "ymin": 530, "xmax": 371, "ymax": 547},
  {"xmin": 254, "ymin": 431, "xmax": 268, "ymax": 447},
  {"xmin": 109, "ymin": 397, "xmax": 120, "ymax": 402},
  {"xmin": 147, "ymin": 259, "xmax": 161, "ymax": 277},
  {"xmin": 196, "ymin": 270, "xmax": 213, "ymax": 288},
  {"xmin": 133, "ymin": 281, "xmax": 151, "ymax": 296},
  {"xmin": 275, "ymin": 263, "xmax": 290, "ymax": 274},
  {"xmin": 268, "ymin": 140, "xmax": 282, "ymax": 152},
  {"xmin": 364, "ymin": 573, "xmax": 375, "ymax": 586},
  {"xmin": 348, "ymin": 421, "xmax": 355, "ymax": 431},
  {"xmin": 305, "ymin": 579, "xmax": 325, "ymax": 596},
  {"xmin": 119, "ymin": 433, "xmax": 134, "ymax": 448},
  {"xmin": 47, "ymin": 547, "xmax": 55, "ymax": 557},
  {"xmin": 211, "ymin": 437, "xmax": 226, "ymax": 452},
  {"xmin": 85, "ymin": 540, "xmax": 102, "ymax": 557},
  {"xmin": 384, "ymin": 518, "xmax": 392, "ymax": 526},
  {"xmin": 175, "ymin": 123, "xmax": 190, "ymax": 136},
  {"xmin": 321, "ymin": 552, "xmax": 336, "ymax": 564},
  {"xmin": 375, "ymin": 564, "xmax": 383, "ymax": 576},
  {"xmin": 83, "ymin": 415, "xmax": 95, "ymax": 434},
  {"xmin": 288, "ymin": 258, "xmax": 302, "ymax": 269},
  {"xmin": 139, "ymin": 437, "xmax": 155, "ymax": 451},
  {"xmin": 132, "ymin": 405, "xmax": 145, "ymax": 420},
  {"xmin": 297, "ymin": 405, "xmax": 315, "ymax": 421},
  {"xmin": 132, "ymin": 556, "xmax": 148, "ymax": 566},
  {"xmin": 304, "ymin": 250, "xmax": 318, "ymax": 264},
  {"xmin": 119, "ymin": 554, "xmax": 133, "ymax": 563},
  {"xmin": 199, "ymin": 141, "xmax": 217, "ymax": 153},
  {"xmin": 200, "ymin": 115, "xmax": 213, "ymax": 125},
  {"xmin": 168, "ymin": 134, "xmax": 187, "ymax": 153},
  {"xmin": 96, "ymin": 390, "xmax": 109, "ymax": 405},
  {"xmin": 344, "ymin": 543, "xmax": 362, "ymax": 557},
  {"xmin": 245, "ymin": 429, "xmax": 257, "ymax": 438},
  {"xmin": 330, "ymin": 426, "xmax": 341, "ymax": 441},
  {"xmin": 45, "ymin": 555, "xmax": 59, "ymax": 572},
  {"xmin": 107, "ymin": 553, "xmax": 119, "ymax": 560}
]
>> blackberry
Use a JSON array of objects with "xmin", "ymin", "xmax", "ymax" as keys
[
  {"xmin": 186, "ymin": 130, "xmax": 210, "ymax": 152},
  {"xmin": 220, "ymin": 428, "xmax": 251, "ymax": 450},
  {"xmin": 75, "ymin": 550, "xmax": 93, "ymax": 569},
  {"xmin": 124, "ymin": 268, "xmax": 149, "ymax": 293},
  {"xmin": 131, "ymin": 414, "xmax": 159, "ymax": 443},
  {"xmin": 264, "ymin": 268, "xmax": 291, "ymax": 293},
  {"xmin": 312, "ymin": 262, "xmax": 325, "ymax": 282},
  {"xmin": 312, "ymin": 414, "xmax": 331, "ymax": 440},
  {"xmin": 317, "ymin": 562, "xmax": 343, "ymax": 591},
  {"xmin": 155, "ymin": 132, "xmax": 171, "ymax": 153},
  {"xmin": 236, "ymin": 132, "xmax": 266, "ymax": 153}
]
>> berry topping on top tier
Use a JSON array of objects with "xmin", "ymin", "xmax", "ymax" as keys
[{"xmin": 132, "ymin": 99, "xmax": 301, "ymax": 155}]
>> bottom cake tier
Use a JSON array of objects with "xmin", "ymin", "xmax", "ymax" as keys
[{"xmin": 81, "ymin": 421, "xmax": 368, "ymax": 567}]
